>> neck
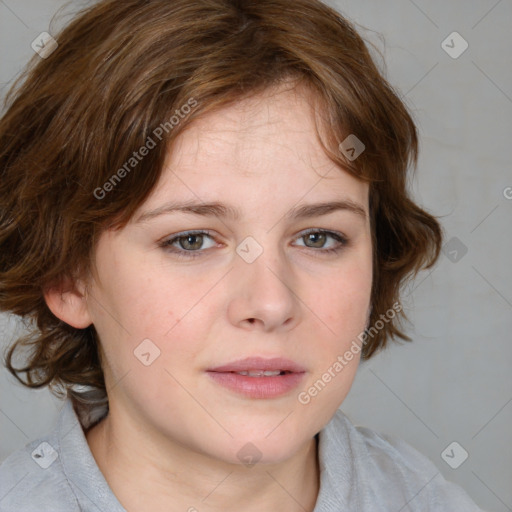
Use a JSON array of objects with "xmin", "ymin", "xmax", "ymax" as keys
[{"xmin": 85, "ymin": 411, "xmax": 320, "ymax": 512}]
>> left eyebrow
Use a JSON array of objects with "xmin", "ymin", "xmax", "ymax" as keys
[{"xmin": 133, "ymin": 199, "xmax": 367, "ymax": 224}]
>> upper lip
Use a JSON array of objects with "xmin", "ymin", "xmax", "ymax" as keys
[{"xmin": 207, "ymin": 357, "xmax": 306, "ymax": 373}]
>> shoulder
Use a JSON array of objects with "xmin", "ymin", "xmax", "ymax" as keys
[
  {"xmin": 0, "ymin": 433, "xmax": 79, "ymax": 512},
  {"xmin": 323, "ymin": 409, "xmax": 487, "ymax": 511}
]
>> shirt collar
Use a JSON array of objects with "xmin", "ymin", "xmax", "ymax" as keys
[
  {"xmin": 313, "ymin": 408, "xmax": 361, "ymax": 511},
  {"xmin": 58, "ymin": 399, "xmax": 126, "ymax": 512}
]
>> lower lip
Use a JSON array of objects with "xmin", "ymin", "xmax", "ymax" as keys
[{"xmin": 206, "ymin": 371, "xmax": 305, "ymax": 399}]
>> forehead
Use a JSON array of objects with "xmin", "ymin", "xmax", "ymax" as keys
[
  {"xmin": 170, "ymin": 85, "xmax": 330, "ymax": 173},
  {"xmin": 136, "ymin": 85, "xmax": 369, "ymax": 220}
]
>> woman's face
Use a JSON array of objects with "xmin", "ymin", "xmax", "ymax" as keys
[{"xmin": 83, "ymin": 84, "xmax": 373, "ymax": 465}]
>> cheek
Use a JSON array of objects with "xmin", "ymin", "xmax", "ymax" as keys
[
  {"xmin": 95, "ymin": 252, "xmax": 172, "ymax": 331},
  {"xmin": 303, "ymin": 258, "xmax": 371, "ymax": 402},
  {"xmin": 317, "ymin": 257, "xmax": 372, "ymax": 337},
  {"xmin": 99, "ymin": 271, "xmax": 207, "ymax": 369}
]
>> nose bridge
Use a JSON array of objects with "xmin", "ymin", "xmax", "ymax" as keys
[{"xmin": 236, "ymin": 231, "xmax": 289, "ymax": 292}]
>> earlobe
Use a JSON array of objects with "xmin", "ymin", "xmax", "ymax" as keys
[{"xmin": 43, "ymin": 278, "xmax": 93, "ymax": 329}]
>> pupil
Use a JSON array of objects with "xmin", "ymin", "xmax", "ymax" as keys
[
  {"xmin": 182, "ymin": 234, "xmax": 202, "ymax": 250},
  {"xmin": 307, "ymin": 233, "xmax": 325, "ymax": 248}
]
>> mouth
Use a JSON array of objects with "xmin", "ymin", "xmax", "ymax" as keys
[
  {"xmin": 227, "ymin": 370, "xmax": 293, "ymax": 377},
  {"xmin": 207, "ymin": 356, "xmax": 306, "ymax": 374},
  {"xmin": 206, "ymin": 357, "xmax": 306, "ymax": 398}
]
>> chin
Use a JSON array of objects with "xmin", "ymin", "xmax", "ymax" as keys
[{"xmin": 216, "ymin": 434, "xmax": 311, "ymax": 468}]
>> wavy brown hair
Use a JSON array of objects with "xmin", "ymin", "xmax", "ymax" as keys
[{"xmin": 0, "ymin": 0, "xmax": 442, "ymax": 418}]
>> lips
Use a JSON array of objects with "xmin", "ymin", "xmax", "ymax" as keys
[
  {"xmin": 206, "ymin": 357, "xmax": 306, "ymax": 398},
  {"xmin": 207, "ymin": 356, "xmax": 306, "ymax": 374}
]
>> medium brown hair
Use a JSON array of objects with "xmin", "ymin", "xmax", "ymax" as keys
[{"xmin": 0, "ymin": 0, "xmax": 442, "ymax": 412}]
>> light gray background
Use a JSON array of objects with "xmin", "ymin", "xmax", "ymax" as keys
[{"xmin": 0, "ymin": 1, "xmax": 511, "ymax": 511}]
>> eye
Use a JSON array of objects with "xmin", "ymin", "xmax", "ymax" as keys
[
  {"xmin": 294, "ymin": 228, "xmax": 348, "ymax": 255},
  {"xmin": 159, "ymin": 230, "xmax": 217, "ymax": 259},
  {"xmin": 159, "ymin": 228, "xmax": 348, "ymax": 260}
]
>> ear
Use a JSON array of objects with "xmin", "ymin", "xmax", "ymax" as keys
[{"xmin": 43, "ymin": 276, "xmax": 93, "ymax": 329}]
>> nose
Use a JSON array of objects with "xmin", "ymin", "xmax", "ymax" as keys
[{"xmin": 226, "ymin": 241, "xmax": 300, "ymax": 332}]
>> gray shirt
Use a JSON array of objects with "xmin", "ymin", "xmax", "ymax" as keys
[{"xmin": 0, "ymin": 399, "xmax": 486, "ymax": 511}]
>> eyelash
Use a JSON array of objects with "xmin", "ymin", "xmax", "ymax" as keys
[{"xmin": 158, "ymin": 228, "xmax": 349, "ymax": 260}]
